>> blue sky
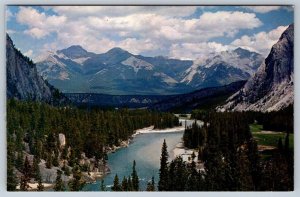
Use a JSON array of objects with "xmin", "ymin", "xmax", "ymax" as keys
[{"xmin": 6, "ymin": 5, "xmax": 294, "ymax": 61}]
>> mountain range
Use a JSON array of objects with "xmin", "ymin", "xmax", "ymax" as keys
[
  {"xmin": 36, "ymin": 45, "xmax": 263, "ymax": 95},
  {"xmin": 6, "ymin": 24, "xmax": 293, "ymax": 112},
  {"xmin": 219, "ymin": 24, "xmax": 294, "ymax": 112}
]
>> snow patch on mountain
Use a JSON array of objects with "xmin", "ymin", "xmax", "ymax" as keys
[
  {"xmin": 181, "ymin": 48, "xmax": 263, "ymax": 88},
  {"xmin": 72, "ymin": 57, "xmax": 90, "ymax": 65},
  {"xmin": 181, "ymin": 58, "xmax": 206, "ymax": 84},
  {"xmin": 122, "ymin": 56, "xmax": 154, "ymax": 73}
]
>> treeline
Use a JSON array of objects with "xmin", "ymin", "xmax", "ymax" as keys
[
  {"xmin": 176, "ymin": 109, "xmax": 293, "ymax": 191},
  {"xmin": 192, "ymin": 104, "xmax": 294, "ymax": 133},
  {"xmin": 110, "ymin": 160, "xmax": 155, "ymax": 191},
  {"xmin": 7, "ymin": 99, "xmax": 179, "ymax": 191}
]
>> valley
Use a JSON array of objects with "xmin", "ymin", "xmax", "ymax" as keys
[{"xmin": 5, "ymin": 5, "xmax": 294, "ymax": 192}]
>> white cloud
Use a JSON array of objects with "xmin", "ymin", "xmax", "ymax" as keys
[
  {"xmin": 170, "ymin": 42, "xmax": 231, "ymax": 60},
  {"xmin": 242, "ymin": 6, "xmax": 281, "ymax": 13},
  {"xmin": 16, "ymin": 7, "xmax": 66, "ymax": 39},
  {"xmin": 16, "ymin": 6, "xmax": 264, "ymax": 60},
  {"xmin": 196, "ymin": 11, "xmax": 262, "ymax": 38},
  {"xmin": 118, "ymin": 38, "xmax": 159, "ymax": 55},
  {"xmin": 231, "ymin": 25, "xmax": 288, "ymax": 56},
  {"xmin": 6, "ymin": 29, "xmax": 16, "ymax": 34},
  {"xmin": 6, "ymin": 9, "xmax": 13, "ymax": 21},
  {"xmin": 24, "ymin": 27, "xmax": 48, "ymax": 39},
  {"xmin": 52, "ymin": 6, "xmax": 197, "ymax": 18},
  {"xmin": 24, "ymin": 49, "xmax": 33, "ymax": 58}
]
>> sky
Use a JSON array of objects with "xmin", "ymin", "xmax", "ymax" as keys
[{"xmin": 6, "ymin": 5, "xmax": 294, "ymax": 61}]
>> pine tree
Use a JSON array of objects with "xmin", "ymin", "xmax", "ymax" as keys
[
  {"xmin": 185, "ymin": 152, "xmax": 199, "ymax": 191},
  {"xmin": 158, "ymin": 139, "xmax": 169, "ymax": 191},
  {"xmin": 100, "ymin": 179, "xmax": 106, "ymax": 191},
  {"xmin": 146, "ymin": 176, "xmax": 155, "ymax": 191},
  {"xmin": 16, "ymin": 151, "xmax": 24, "ymax": 171},
  {"xmin": 20, "ymin": 156, "xmax": 31, "ymax": 191},
  {"xmin": 52, "ymin": 152, "xmax": 59, "ymax": 167},
  {"xmin": 121, "ymin": 176, "xmax": 128, "ymax": 191},
  {"xmin": 284, "ymin": 132, "xmax": 290, "ymax": 153},
  {"xmin": 37, "ymin": 176, "xmax": 44, "ymax": 191},
  {"xmin": 127, "ymin": 176, "xmax": 133, "ymax": 191},
  {"xmin": 278, "ymin": 137, "xmax": 283, "ymax": 151},
  {"xmin": 111, "ymin": 174, "xmax": 121, "ymax": 191},
  {"xmin": 32, "ymin": 157, "xmax": 40, "ymax": 180},
  {"xmin": 151, "ymin": 176, "xmax": 155, "ymax": 191},
  {"xmin": 7, "ymin": 158, "xmax": 18, "ymax": 191},
  {"xmin": 54, "ymin": 170, "xmax": 65, "ymax": 191},
  {"xmin": 68, "ymin": 165, "xmax": 85, "ymax": 191},
  {"xmin": 131, "ymin": 160, "xmax": 139, "ymax": 191},
  {"xmin": 46, "ymin": 153, "xmax": 52, "ymax": 169}
]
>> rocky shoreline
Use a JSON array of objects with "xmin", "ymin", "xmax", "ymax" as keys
[{"xmin": 18, "ymin": 125, "xmax": 186, "ymax": 191}]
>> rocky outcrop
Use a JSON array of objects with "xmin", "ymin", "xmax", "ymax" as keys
[
  {"xmin": 219, "ymin": 24, "xmax": 294, "ymax": 112},
  {"xmin": 6, "ymin": 34, "xmax": 67, "ymax": 104},
  {"xmin": 58, "ymin": 133, "xmax": 66, "ymax": 148}
]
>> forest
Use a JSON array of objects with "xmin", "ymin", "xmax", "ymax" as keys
[
  {"xmin": 180, "ymin": 108, "xmax": 293, "ymax": 191},
  {"xmin": 7, "ymin": 99, "xmax": 179, "ymax": 191},
  {"xmin": 7, "ymin": 98, "xmax": 293, "ymax": 191},
  {"xmin": 107, "ymin": 106, "xmax": 294, "ymax": 191}
]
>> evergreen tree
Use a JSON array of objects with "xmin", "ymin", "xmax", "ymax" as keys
[
  {"xmin": 20, "ymin": 156, "xmax": 31, "ymax": 191},
  {"xmin": 7, "ymin": 158, "xmax": 18, "ymax": 191},
  {"xmin": 100, "ymin": 179, "xmax": 106, "ymax": 191},
  {"xmin": 127, "ymin": 176, "xmax": 133, "ymax": 191},
  {"xmin": 37, "ymin": 176, "xmax": 44, "ymax": 191},
  {"xmin": 158, "ymin": 139, "xmax": 169, "ymax": 191},
  {"xmin": 131, "ymin": 160, "xmax": 139, "ymax": 191},
  {"xmin": 52, "ymin": 152, "xmax": 59, "ymax": 167},
  {"xmin": 185, "ymin": 152, "xmax": 199, "ymax": 191},
  {"xmin": 121, "ymin": 176, "xmax": 128, "ymax": 191},
  {"xmin": 15, "ymin": 151, "xmax": 24, "ymax": 171},
  {"xmin": 68, "ymin": 165, "xmax": 85, "ymax": 191},
  {"xmin": 54, "ymin": 170, "xmax": 65, "ymax": 191},
  {"xmin": 111, "ymin": 174, "xmax": 121, "ymax": 191},
  {"xmin": 46, "ymin": 153, "xmax": 52, "ymax": 169},
  {"xmin": 146, "ymin": 176, "xmax": 155, "ymax": 191},
  {"xmin": 277, "ymin": 138, "xmax": 283, "ymax": 151},
  {"xmin": 32, "ymin": 157, "xmax": 40, "ymax": 180},
  {"xmin": 284, "ymin": 132, "xmax": 290, "ymax": 153},
  {"xmin": 246, "ymin": 138, "xmax": 261, "ymax": 190}
]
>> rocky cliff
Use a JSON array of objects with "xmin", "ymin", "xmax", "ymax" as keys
[
  {"xmin": 6, "ymin": 34, "xmax": 66, "ymax": 104},
  {"xmin": 219, "ymin": 24, "xmax": 294, "ymax": 112}
]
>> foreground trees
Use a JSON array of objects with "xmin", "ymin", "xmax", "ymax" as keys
[
  {"xmin": 158, "ymin": 139, "xmax": 169, "ymax": 191},
  {"xmin": 112, "ymin": 160, "xmax": 140, "ymax": 191},
  {"xmin": 7, "ymin": 99, "xmax": 179, "ymax": 191},
  {"xmin": 167, "ymin": 110, "xmax": 293, "ymax": 191}
]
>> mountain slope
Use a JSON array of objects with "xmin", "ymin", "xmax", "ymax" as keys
[
  {"xmin": 37, "ymin": 47, "xmax": 194, "ymax": 95},
  {"xmin": 151, "ymin": 80, "xmax": 246, "ymax": 112},
  {"xmin": 219, "ymin": 24, "xmax": 294, "ymax": 112},
  {"xmin": 6, "ymin": 34, "xmax": 66, "ymax": 104},
  {"xmin": 36, "ymin": 45, "xmax": 262, "ymax": 95},
  {"xmin": 181, "ymin": 48, "xmax": 264, "ymax": 88},
  {"xmin": 64, "ymin": 81, "xmax": 246, "ymax": 112}
]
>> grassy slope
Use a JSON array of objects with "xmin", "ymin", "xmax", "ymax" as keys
[{"xmin": 250, "ymin": 123, "xmax": 294, "ymax": 149}]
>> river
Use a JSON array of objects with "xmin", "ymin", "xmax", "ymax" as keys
[{"xmin": 83, "ymin": 119, "xmax": 198, "ymax": 191}]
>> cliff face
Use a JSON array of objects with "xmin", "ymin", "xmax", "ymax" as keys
[
  {"xmin": 219, "ymin": 24, "xmax": 294, "ymax": 112},
  {"xmin": 6, "ymin": 34, "xmax": 66, "ymax": 104}
]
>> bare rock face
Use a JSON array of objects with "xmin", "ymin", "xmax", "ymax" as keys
[
  {"xmin": 219, "ymin": 24, "xmax": 294, "ymax": 112},
  {"xmin": 58, "ymin": 133, "xmax": 66, "ymax": 148},
  {"xmin": 6, "ymin": 34, "xmax": 67, "ymax": 104}
]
